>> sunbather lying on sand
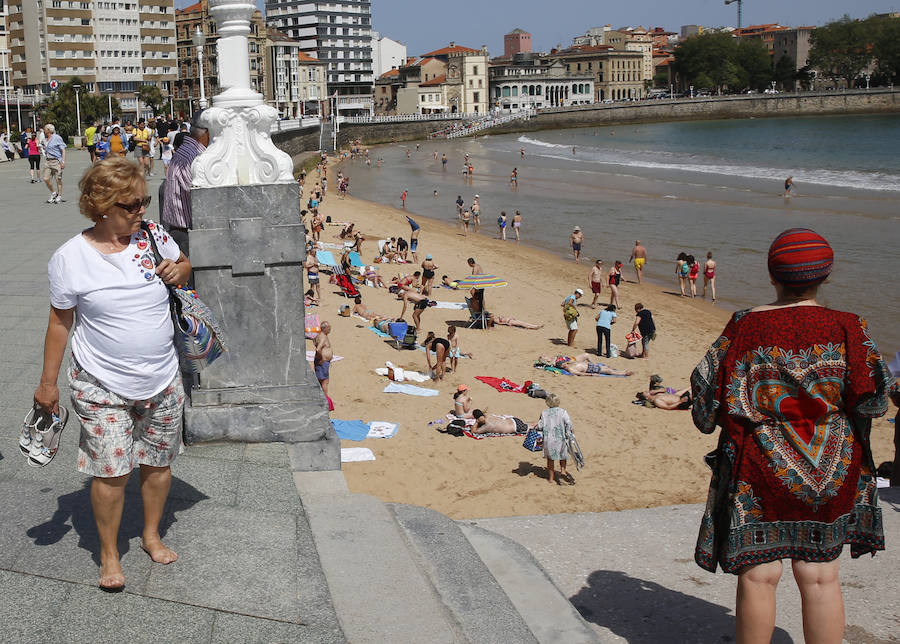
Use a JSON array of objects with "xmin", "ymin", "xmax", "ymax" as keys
[
  {"xmin": 635, "ymin": 388, "xmax": 692, "ymax": 410},
  {"xmin": 470, "ymin": 410, "xmax": 531, "ymax": 434},
  {"xmin": 353, "ymin": 296, "xmax": 386, "ymax": 321},
  {"xmin": 538, "ymin": 354, "xmax": 633, "ymax": 376},
  {"xmin": 489, "ymin": 314, "xmax": 543, "ymax": 329}
]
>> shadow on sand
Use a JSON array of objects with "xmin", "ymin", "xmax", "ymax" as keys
[
  {"xmin": 570, "ymin": 569, "xmax": 793, "ymax": 643},
  {"xmin": 26, "ymin": 474, "xmax": 209, "ymax": 566}
]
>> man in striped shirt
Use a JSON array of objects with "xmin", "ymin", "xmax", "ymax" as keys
[{"xmin": 160, "ymin": 112, "xmax": 209, "ymax": 258}]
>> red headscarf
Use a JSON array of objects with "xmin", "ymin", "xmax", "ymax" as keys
[{"xmin": 767, "ymin": 228, "xmax": 833, "ymax": 286}]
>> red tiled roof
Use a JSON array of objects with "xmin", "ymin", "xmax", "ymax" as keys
[
  {"xmin": 420, "ymin": 44, "xmax": 479, "ymax": 57},
  {"xmin": 298, "ymin": 51, "xmax": 321, "ymax": 63},
  {"xmin": 176, "ymin": 1, "xmax": 202, "ymax": 14},
  {"xmin": 420, "ymin": 74, "xmax": 447, "ymax": 87},
  {"xmin": 378, "ymin": 69, "xmax": 400, "ymax": 79}
]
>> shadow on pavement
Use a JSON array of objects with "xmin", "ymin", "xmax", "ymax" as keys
[
  {"xmin": 25, "ymin": 474, "xmax": 209, "ymax": 566},
  {"xmin": 570, "ymin": 569, "xmax": 793, "ymax": 643}
]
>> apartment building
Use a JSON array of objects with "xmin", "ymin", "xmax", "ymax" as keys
[
  {"xmin": 265, "ymin": 0, "xmax": 374, "ymax": 116},
  {"xmin": 606, "ymin": 27, "xmax": 653, "ymax": 85},
  {"xmin": 297, "ymin": 50, "xmax": 326, "ymax": 116},
  {"xmin": 553, "ymin": 45, "xmax": 645, "ymax": 101},
  {"xmin": 5, "ymin": 0, "xmax": 176, "ymax": 115},
  {"xmin": 372, "ymin": 31, "xmax": 405, "ymax": 77},
  {"xmin": 174, "ymin": 0, "xmax": 265, "ymax": 114}
]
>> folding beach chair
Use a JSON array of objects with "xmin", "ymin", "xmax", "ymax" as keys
[
  {"xmin": 335, "ymin": 273, "xmax": 360, "ymax": 298},
  {"xmin": 464, "ymin": 297, "xmax": 487, "ymax": 330}
]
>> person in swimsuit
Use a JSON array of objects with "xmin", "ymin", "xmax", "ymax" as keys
[
  {"xmin": 400, "ymin": 188, "xmax": 408, "ymax": 208},
  {"xmin": 471, "ymin": 195, "xmax": 481, "ymax": 229},
  {"xmin": 589, "ymin": 259, "xmax": 604, "ymax": 307},
  {"xmin": 510, "ymin": 168, "xmax": 518, "ymax": 186},
  {"xmin": 452, "ymin": 384, "xmax": 475, "ymax": 418},
  {"xmin": 488, "ymin": 314, "xmax": 543, "ymax": 329},
  {"xmin": 314, "ymin": 321, "xmax": 333, "ymax": 399},
  {"xmin": 470, "ymin": 410, "xmax": 531, "ymax": 435},
  {"xmin": 423, "ymin": 331, "xmax": 450, "ymax": 380},
  {"xmin": 399, "ymin": 290, "xmax": 431, "ymax": 329},
  {"xmin": 636, "ymin": 388, "xmax": 692, "ymax": 410},
  {"xmin": 447, "ymin": 324, "xmax": 470, "ymax": 373},
  {"xmin": 420, "ymin": 254, "xmax": 438, "ymax": 295},
  {"xmin": 676, "ymin": 252, "xmax": 688, "ymax": 297},
  {"xmin": 629, "ymin": 240, "xmax": 647, "ymax": 284},
  {"xmin": 513, "ymin": 210, "xmax": 522, "ymax": 242},
  {"xmin": 498, "ymin": 211, "xmax": 508, "ymax": 240},
  {"xmin": 608, "ymin": 261, "xmax": 622, "ymax": 308},
  {"xmin": 461, "ymin": 209, "xmax": 471, "ymax": 236},
  {"xmin": 405, "ymin": 215, "xmax": 420, "ymax": 262},
  {"xmin": 467, "ymin": 257, "xmax": 483, "ymax": 274},
  {"xmin": 396, "ymin": 237, "xmax": 409, "ymax": 261},
  {"xmin": 702, "ymin": 251, "xmax": 716, "ymax": 301},
  {"xmin": 442, "ymin": 153, "xmax": 447, "ymax": 169},
  {"xmin": 538, "ymin": 354, "xmax": 633, "ymax": 377},
  {"xmin": 304, "ymin": 248, "xmax": 320, "ymax": 299},
  {"xmin": 783, "ymin": 175, "xmax": 793, "ymax": 197},
  {"xmin": 571, "ymin": 226, "xmax": 584, "ymax": 263},
  {"xmin": 687, "ymin": 254, "xmax": 700, "ymax": 298}
]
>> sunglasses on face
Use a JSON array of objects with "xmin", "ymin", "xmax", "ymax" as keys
[{"xmin": 115, "ymin": 196, "xmax": 151, "ymax": 214}]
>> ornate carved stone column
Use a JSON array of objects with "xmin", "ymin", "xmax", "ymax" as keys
[
  {"xmin": 183, "ymin": 0, "xmax": 337, "ymax": 470},
  {"xmin": 191, "ymin": 0, "xmax": 293, "ymax": 187}
]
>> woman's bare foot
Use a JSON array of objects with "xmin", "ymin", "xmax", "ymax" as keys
[
  {"xmin": 140, "ymin": 536, "xmax": 178, "ymax": 564},
  {"xmin": 99, "ymin": 556, "xmax": 125, "ymax": 591}
]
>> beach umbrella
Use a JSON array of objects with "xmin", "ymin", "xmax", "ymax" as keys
[{"xmin": 455, "ymin": 274, "xmax": 508, "ymax": 289}]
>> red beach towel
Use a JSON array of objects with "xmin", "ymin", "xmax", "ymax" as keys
[{"xmin": 474, "ymin": 376, "xmax": 524, "ymax": 393}]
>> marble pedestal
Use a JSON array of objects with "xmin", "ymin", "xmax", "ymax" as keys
[{"xmin": 183, "ymin": 183, "xmax": 338, "ymax": 471}]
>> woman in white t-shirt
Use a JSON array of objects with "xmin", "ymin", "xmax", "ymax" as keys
[{"xmin": 33, "ymin": 157, "xmax": 192, "ymax": 591}]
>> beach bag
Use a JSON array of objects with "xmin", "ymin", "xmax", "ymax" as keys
[
  {"xmin": 563, "ymin": 303, "xmax": 579, "ymax": 323},
  {"xmin": 522, "ymin": 429, "xmax": 543, "ymax": 452},
  {"xmin": 609, "ymin": 343, "xmax": 619, "ymax": 358},
  {"xmin": 305, "ymin": 313, "xmax": 321, "ymax": 339},
  {"xmin": 128, "ymin": 137, "xmax": 136, "ymax": 152},
  {"xmin": 142, "ymin": 222, "xmax": 227, "ymax": 373}
]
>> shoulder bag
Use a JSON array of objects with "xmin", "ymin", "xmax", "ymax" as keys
[{"xmin": 141, "ymin": 221, "xmax": 227, "ymax": 373}]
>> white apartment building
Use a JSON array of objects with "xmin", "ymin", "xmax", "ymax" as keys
[
  {"xmin": 266, "ymin": 27, "xmax": 302, "ymax": 118},
  {"xmin": 264, "ymin": 0, "xmax": 373, "ymax": 116},
  {"xmin": 372, "ymin": 31, "xmax": 405, "ymax": 77},
  {"xmin": 5, "ymin": 0, "xmax": 176, "ymax": 113}
]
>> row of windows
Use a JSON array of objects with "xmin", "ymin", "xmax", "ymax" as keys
[
  {"xmin": 494, "ymin": 83, "xmax": 592, "ymax": 98},
  {"xmin": 419, "ymin": 93, "xmax": 442, "ymax": 103}
]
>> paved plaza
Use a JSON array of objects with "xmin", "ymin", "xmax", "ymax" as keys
[{"xmin": 0, "ymin": 151, "xmax": 897, "ymax": 643}]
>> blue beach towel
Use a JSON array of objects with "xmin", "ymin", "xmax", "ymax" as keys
[
  {"xmin": 316, "ymin": 250, "xmax": 337, "ymax": 266},
  {"xmin": 367, "ymin": 326, "xmax": 392, "ymax": 339},
  {"xmin": 331, "ymin": 419, "xmax": 371, "ymax": 441},
  {"xmin": 348, "ymin": 251, "xmax": 364, "ymax": 267}
]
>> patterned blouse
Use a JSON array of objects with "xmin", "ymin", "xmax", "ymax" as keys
[{"xmin": 690, "ymin": 306, "xmax": 892, "ymax": 574}]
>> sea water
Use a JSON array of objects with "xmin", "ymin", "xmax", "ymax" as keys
[{"xmin": 342, "ymin": 114, "xmax": 900, "ymax": 357}]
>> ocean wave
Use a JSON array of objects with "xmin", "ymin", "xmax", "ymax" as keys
[
  {"xmin": 533, "ymin": 151, "xmax": 900, "ymax": 193},
  {"xmin": 517, "ymin": 135, "xmax": 570, "ymax": 149}
]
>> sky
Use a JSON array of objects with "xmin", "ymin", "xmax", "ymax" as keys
[{"xmin": 178, "ymin": 1, "xmax": 897, "ymax": 56}]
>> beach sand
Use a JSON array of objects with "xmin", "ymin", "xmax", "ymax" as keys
[{"xmin": 307, "ymin": 162, "xmax": 897, "ymax": 520}]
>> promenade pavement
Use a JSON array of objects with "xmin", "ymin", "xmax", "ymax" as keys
[
  {"xmin": 2, "ymin": 150, "xmax": 897, "ymax": 644},
  {"xmin": 0, "ymin": 152, "xmax": 343, "ymax": 642}
]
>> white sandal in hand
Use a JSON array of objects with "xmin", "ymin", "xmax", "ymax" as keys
[{"xmin": 23, "ymin": 405, "xmax": 69, "ymax": 468}]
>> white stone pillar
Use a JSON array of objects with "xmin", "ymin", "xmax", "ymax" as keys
[{"xmin": 192, "ymin": 0, "xmax": 293, "ymax": 187}]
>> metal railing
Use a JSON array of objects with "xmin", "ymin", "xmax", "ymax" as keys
[
  {"xmin": 429, "ymin": 109, "xmax": 536, "ymax": 139},
  {"xmin": 270, "ymin": 116, "xmax": 322, "ymax": 132},
  {"xmin": 338, "ymin": 112, "xmax": 479, "ymax": 124}
]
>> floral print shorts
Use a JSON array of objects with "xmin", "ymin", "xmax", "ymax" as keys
[{"xmin": 68, "ymin": 361, "xmax": 185, "ymax": 478}]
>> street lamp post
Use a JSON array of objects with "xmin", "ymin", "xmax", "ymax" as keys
[
  {"xmin": 135, "ymin": 92, "xmax": 141, "ymax": 123},
  {"xmin": 107, "ymin": 91, "xmax": 113, "ymax": 122},
  {"xmin": 1, "ymin": 49, "xmax": 10, "ymax": 136},
  {"xmin": 193, "ymin": 26, "xmax": 208, "ymax": 109},
  {"xmin": 73, "ymin": 84, "xmax": 82, "ymax": 136},
  {"xmin": 690, "ymin": 84, "xmax": 694, "ymax": 99},
  {"xmin": 865, "ymin": 74, "xmax": 870, "ymax": 90}
]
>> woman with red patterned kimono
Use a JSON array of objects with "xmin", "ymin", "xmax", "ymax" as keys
[{"xmin": 690, "ymin": 228, "xmax": 892, "ymax": 644}]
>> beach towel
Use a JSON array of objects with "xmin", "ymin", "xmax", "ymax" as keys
[
  {"xmin": 348, "ymin": 251, "xmax": 364, "ymax": 267},
  {"xmin": 463, "ymin": 430, "xmax": 526, "ymax": 439},
  {"xmin": 375, "ymin": 367, "xmax": 430, "ymax": 382},
  {"xmin": 383, "ymin": 382, "xmax": 440, "ymax": 396},
  {"xmin": 306, "ymin": 351, "xmax": 344, "ymax": 363},
  {"xmin": 367, "ymin": 422, "xmax": 399, "ymax": 439},
  {"xmin": 533, "ymin": 362, "xmax": 572, "ymax": 376},
  {"xmin": 475, "ymin": 376, "xmax": 524, "ymax": 393},
  {"xmin": 433, "ymin": 301, "xmax": 468, "ymax": 310},
  {"xmin": 341, "ymin": 447, "xmax": 376, "ymax": 463},
  {"xmin": 305, "ymin": 313, "xmax": 321, "ymax": 339},
  {"xmin": 332, "ymin": 419, "xmax": 371, "ymax": 441},
  {"xmin": 316, "ymin": 250, "xmax": 338, "ymax": 266},
  {"xmin": 367, "ymin": 325, "xmax": 393, "ymax": 339}
]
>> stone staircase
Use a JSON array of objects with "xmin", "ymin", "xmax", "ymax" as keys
[{"xmin": 294, "ymin": 470, "xmax": 599, "ymax": 643}]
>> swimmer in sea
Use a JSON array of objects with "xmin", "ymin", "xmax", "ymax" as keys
[{"xmin": 784, "ymin": 175, "xmax": 793, "ymax": 197}]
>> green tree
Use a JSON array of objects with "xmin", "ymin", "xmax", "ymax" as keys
[
  {"xmin": 808, "ymin": 16, "xmax": 873, "ymax": 86},
  {"xmin": 773, "ymin": 54, "xmax": 797, "ymax": 90},
  {"xmin": 867, "ymin": 14, "xmax": 900, "ymax": 83},
  {"xmin": 137, "ymin": 84, "xmax": 166, "ymax": 116},
  {"xmin": 38, "ymin": 78, "xmax": 122, "ymax": 140},
  {"xmin": 673, "ymin": 32, "xmax": 739, "ymax": 93},
  {"xmin": 735, "ymin": 39, "xmax": 772, "ymax": 90}
]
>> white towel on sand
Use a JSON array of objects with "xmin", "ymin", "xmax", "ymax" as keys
[
  {"xmin": 367, "ymin": 422, "xmax": 399, "ymax": 439},
  {"xmin": 341, "ymin": 447, "xmax": 376, "ymax": 462}
]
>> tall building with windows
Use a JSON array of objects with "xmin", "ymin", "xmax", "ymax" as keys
[
  {"xmin": 264, "ymin": 0, "xmax": 373, "ymax": 116},
  {"xmin": 5, "ymin": 0, "xmax": 176, "ymax": 115},
  {"xmin": 174, "ymin": 0, "xmax": 265, "ymax": 116}
]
